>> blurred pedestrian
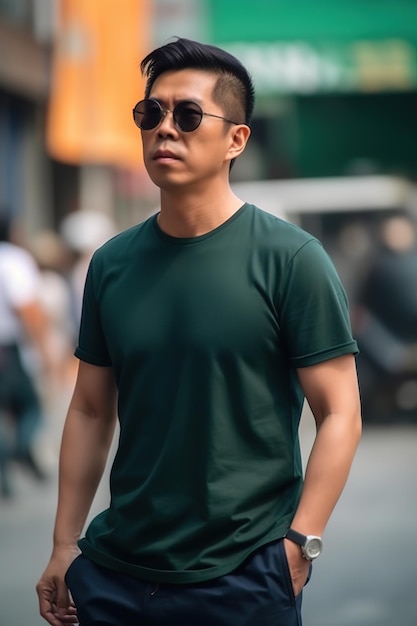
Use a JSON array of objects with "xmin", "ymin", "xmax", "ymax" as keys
[
  {"xmin": 60, "ymin": 210, "xmax": 117, "ymax": 329},
  {"xmin": 357, "ymin": 214, "xmax": 417, "ymax": 346},
  {"xmin": 354, "ymin": 214, "xmax": 417, "ymax": 420},
  {"xmin": 28, "ymin": 230, "xmax": 80, "ymax": 467},
  {"xmin": 0, "ymin": 214, "xmax": 51, "ymax": 498},
  {"xmin": 37, "ymin": 38, "xmax": 361, "ymax": 626},
  {"xmin": 30, "ymin": 230, "xmax": 77, "ymax": 392}
]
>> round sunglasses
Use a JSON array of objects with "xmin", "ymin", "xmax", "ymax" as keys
[{"xmin": 132, "ymin": 98, "xmax": 240, "ymax": 132}]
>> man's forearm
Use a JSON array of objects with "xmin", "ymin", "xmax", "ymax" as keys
[
  {"xmin": 291, "ymin": 410, "xmax": 362, "ymax": 536},
  {"xmin": 52, "ymin": 407, "xmax": 116, "ymax": 551}
]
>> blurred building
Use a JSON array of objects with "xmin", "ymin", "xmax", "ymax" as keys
[
  {"xmin": 160, "ymin": 0, "xmax": 417, "ymax": 183},
  {"xmin": 0, "ymin": 0, "xmax": 54, "ymax": 231},
  {"xmin": 1, "ymin": 0, "xmax": 155, "ymax": 236},
  {"xmin": 45, "ymin": 0, "xmax": 161, "ymax": 235},
  {"xmin": 2, "ymin": 0, "xmax": 417, "ymax": 235}
]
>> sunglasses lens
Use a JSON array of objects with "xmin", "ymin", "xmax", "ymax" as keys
[
  {"xmin": 133, "ymin": 100, "xmax": 162, "ymax": 130},
  {"xmin": 175, "ymin": 102, "xmax": 203, "ymax": 132}
]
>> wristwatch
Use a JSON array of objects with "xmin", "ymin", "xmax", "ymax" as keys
[{"xmin": 285, "ymin": 528, "xmax": 323, "ymax": 561}]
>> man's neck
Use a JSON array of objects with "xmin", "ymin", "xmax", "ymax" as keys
[{"xmin": 157, "ymin": 187, "xmax": 244, "ymax": 238}]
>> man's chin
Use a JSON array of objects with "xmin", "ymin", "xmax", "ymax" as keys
[{"xmin": 149, "ymin": 172, "xmax": 189, "ymax": 190}]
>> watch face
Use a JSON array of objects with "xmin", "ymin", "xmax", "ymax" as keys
[{"xmin": 305, "ymin": 537, "xmax": 323, "ymax": 559}]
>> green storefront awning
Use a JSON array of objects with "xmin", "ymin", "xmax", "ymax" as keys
[
  {"xmin": 220, "ymin": 39, "xmax": 417, "ymax": 94},
  {"xmin": 208, "ymin": 0, "xmax": 417, "ymax": 94}
]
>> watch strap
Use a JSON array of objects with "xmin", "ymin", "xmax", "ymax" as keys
[{"xmin": 285, "ymin": 528, "xmax": 307, "ymax": 546}]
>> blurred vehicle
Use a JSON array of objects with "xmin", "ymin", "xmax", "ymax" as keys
[{"xmin": 232, "ymin": 175, "xmax": 417, "ymax": 423}]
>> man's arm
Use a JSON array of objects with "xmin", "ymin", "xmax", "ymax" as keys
[
  {"xmin": 36, "ymin": 360, "xmax": 118, "ymax": 626},
  {"xmin": 285, "ymin": 354, "xmax": 362, "ymax": 595}
]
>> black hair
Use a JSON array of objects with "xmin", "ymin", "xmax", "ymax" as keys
[{"xmin": 140, "ymin": 38, "xmax": 255, "ymax": 126}]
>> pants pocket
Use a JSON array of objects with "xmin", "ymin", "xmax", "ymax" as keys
[
  {"xmin": 278, "ymin": 540, "xmax": 313, "ymax": 599},
  {"xmin": 277, "ymin": 539, "xmax": 297, "ymax": 600},
  {"xmin": 64, "ymin": 554, "xmax": 82, "ymax": 586}
]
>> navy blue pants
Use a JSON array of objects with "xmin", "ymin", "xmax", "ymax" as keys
[{"xmin": 65, "ymin": 540, "xmax": 309, "ymax": 626}]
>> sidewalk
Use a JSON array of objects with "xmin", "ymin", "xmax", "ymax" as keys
[
  {"xmin": 0, "ymin": 452, "xmax": 114, "ymax": 625},
  {"xmin": 0, "ymin": 379, "xmax": 113, "ymax": 626}
]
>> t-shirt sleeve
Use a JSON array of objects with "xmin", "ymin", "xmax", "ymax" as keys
[
  {"xmin": 278, "ymin": 239, "xmax": 358, "ymax": 367},
  {"xmin": 74, "ymin": 254, "xmax": 112, "ymax": 366}
]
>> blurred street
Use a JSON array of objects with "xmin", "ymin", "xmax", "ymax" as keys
[
  {"xmin": 1, "ymin": 411, "xmax": 416, "ymax": 626},
  {"xmin": 2, "ymin": 3, "xmax": 417, "ymax": 626},
  {"xmin": 301, "ymin": 421, "xmax": 417, "ymax": 626}
]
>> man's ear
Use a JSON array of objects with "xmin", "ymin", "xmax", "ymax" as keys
[{"xmin": 226, "ymin": 124, "xmax": 252, "ymax": 163}]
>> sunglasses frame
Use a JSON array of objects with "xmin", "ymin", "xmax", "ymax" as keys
[{"xmin": 132, "ymin": 98, "xmax": 240, "ymax": 132}]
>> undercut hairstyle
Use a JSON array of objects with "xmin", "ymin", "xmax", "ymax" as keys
[{"xmin": 140, "ymin": 38, "xmax": 255, "ymax": 127}]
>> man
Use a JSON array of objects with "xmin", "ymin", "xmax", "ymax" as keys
[{"xmin": 37, "ymin": 38, "xmax": 361, "ymax": 626}]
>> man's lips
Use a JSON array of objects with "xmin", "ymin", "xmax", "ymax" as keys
[{"xmin": 153, "ymin": 150, "xmax": 181, "ymax": 161}]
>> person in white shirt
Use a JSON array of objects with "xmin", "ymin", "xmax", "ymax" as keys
[{"xmin": 0, "ymin": 214, "xmax": 51, "ymax": 498}]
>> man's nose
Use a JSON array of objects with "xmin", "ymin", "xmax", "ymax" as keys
[{"xmin": 157, "ymin": 110, "xmax": 178, "ymax": 137}]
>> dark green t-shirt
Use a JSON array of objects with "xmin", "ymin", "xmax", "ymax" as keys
[{"xmin": 76, "ymin": 203, "xmax": 358, "ymax": 583}]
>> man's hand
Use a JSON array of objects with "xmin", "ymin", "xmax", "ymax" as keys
[
  {"xmin": 36, "ymin": 548, "xmax": 80, "ymax": 625},
  {"xmin": 283, "ymin": 538, "xmax": 311, "ymax": 597}
]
